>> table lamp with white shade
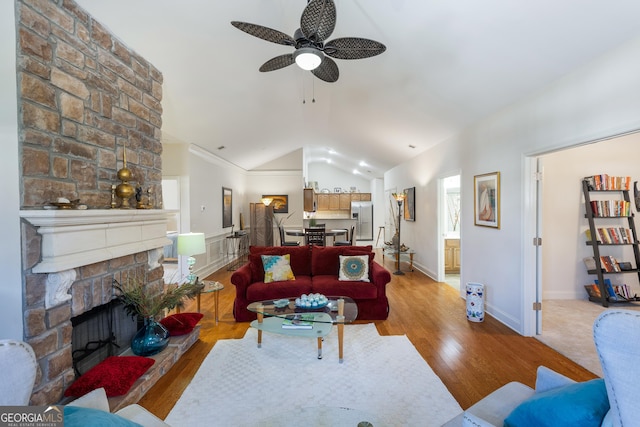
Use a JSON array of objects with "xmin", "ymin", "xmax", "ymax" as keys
[{"xmin": 177, "ymin": 232, "xmax": 206, "ymax": 284}]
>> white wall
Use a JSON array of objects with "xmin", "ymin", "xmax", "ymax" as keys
[
  {"xmin": 385, "ymin": 36, "xmax": 640, "ymax": 334},
  {"xmin": 0, "ymin": 1, "xmax": 22, "ymax": 340},
  {"xmin": 246, "ymin": 171, "xmax": 305, "ymax": 229},
  {"xmin": 540, "ymin": 133, "xmax": 640, "ymax": 299},
  {"xmin": 307, "ymin": 162, "xmax": 371, "ymax": 193}
]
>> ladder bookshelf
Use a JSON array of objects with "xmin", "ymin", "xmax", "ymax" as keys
[{"xmin": 582, "ymin": 177, "xmax": 640, "ymax": 307}]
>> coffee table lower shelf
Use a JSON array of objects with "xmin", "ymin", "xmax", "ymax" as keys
[{"xmin": 250, "ymin": 312, "xmax": 342, "ymax": 361}]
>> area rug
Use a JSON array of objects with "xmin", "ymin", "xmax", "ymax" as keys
[{"xmin": 165, "ymin": 323, "xmax": 461, "ymax": 426}]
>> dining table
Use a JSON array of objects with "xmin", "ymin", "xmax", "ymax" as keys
[{"xmin": 285, "ymin": 228, "xmax": 348, "ymax": 245}]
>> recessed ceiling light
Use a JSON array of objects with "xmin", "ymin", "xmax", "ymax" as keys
[
  {"xmin": 359, "ymin": 161, "xmax": 367, "ymax": 167},
  {"xmin": 353, "ymin": 169, "xmax": 360, "ymax": 175},
  {"xmin": 328, "ymin": 149, "xmax": 336, "ymax": 155}
]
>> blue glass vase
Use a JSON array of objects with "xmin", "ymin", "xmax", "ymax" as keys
[{"xmin": 131, "ymin": 317, "xmax": 169, "ymax": 356}]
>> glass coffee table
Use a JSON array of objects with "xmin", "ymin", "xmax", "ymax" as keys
[{"xmin": 247, "ymin": 296, "xmax": 358, "ymax": 363}]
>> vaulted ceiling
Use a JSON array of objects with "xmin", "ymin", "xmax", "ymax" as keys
[{"xmin": 74, "ymin": 0, "xmax": 640, "ymax": 178}]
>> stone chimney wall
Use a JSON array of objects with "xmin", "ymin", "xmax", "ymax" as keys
[
  {"xmin": 18, "ymin": 0, "xmax": 164, "ymax": 208},
  {"xmin": 16, "ymin": 0, "xmax": 167, "ymax": 405}
]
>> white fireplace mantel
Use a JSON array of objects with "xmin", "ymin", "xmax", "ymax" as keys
[{"xmin": 20, "ymin": 209, "xmax": 176, "ymax": 273}]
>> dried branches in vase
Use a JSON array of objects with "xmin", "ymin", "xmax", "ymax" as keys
[{"xmin": 113, "ymin": 277, "xmax": 203, "ymax": 319}]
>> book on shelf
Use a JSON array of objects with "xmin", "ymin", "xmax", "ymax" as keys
[
  {"xmin": 584, "ymin": 284, "xmax": 602, "ymax": 298},
  {"xmin": 587, "ymin": 227, "xmax": 634, "ymax": 244},
  {"xmin": 281, "ymin": 313, "xmax": 315, "ymax": 329},
  {"xmin": 599, "ymin": 255, "xmax": 621, "ymax": 272},
  {"xmin": 589, "ymin": 200, "xmax": 630, "ymax": 217},
  {"xmin": 595, "ymin": 279, "xmax": 617, "ymax": 301},
  {"xmin": 584, "ymin": 229, "xmax": 602, "ymax": 243},
  {"xmin": 583, "ymin": 257, "xmax": 597, "ymax": 271},
  {"xmin": 584, "ymin": 175, "xmax": 631, "ymax": 191}
]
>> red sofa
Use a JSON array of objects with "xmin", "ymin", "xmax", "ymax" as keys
[{"xmin": 230, "ymin": 245, "xmax": 391, "ymax": 322}]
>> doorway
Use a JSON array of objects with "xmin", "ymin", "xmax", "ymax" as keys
[{"xmin": 440, "ymin": 174, "xmax": 461, "ymax": 289}]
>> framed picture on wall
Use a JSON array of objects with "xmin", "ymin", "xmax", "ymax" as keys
[
  {"xmin": 474, "ymin": 172, "xmax": 500, "ymax": 229},
  {"xmin": 262, "ymin": 194, "xmax": 289, "ymax": 213},
  {"xmin": 403, "ymin": 187, "xmax": 415, "ymax": 221},
  {"xmin": 222, "ymin": 187, "xmax": 232, "ymax": 228}
]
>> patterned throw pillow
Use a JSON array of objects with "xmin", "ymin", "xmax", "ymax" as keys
[
  {"xmin": 338, "ymin": 255, "xmax": 370, "ymax": 282},
  {"xmin": 261, "ymin": 254, "xmax": 296, "ymax": 283}
]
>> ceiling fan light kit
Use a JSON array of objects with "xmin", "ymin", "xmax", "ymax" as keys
[
  {"xmin": 231, "ymin": 0, "xmax": 385, "ymax": 83},
  {"xmin": 293, "ymin": 47, "xmax": 324, "ymax": 70}
]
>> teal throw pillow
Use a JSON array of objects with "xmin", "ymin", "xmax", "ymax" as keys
[
  {"xmin": 64, "ymin": 406, "xmax": 143, "ymax": 427},
  {"xmin": 504, "ymin": 378, "xmax": 609, "ymax": 427}
]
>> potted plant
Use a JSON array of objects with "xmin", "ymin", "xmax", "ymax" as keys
[{"xmin": 113, "ymin": 277, "xmax": 203, "ymax": 356}]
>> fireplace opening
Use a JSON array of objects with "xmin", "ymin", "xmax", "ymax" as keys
[{"xmin": 71, "ymin": 300, "xmax": 140, "ymax": 376}]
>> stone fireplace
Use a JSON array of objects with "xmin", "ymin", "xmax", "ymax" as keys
[
  {"xmin": 20, "ymin": 209, "xmax": 174, "ymax": 405},
  {"xmin": 16, "ymin": 0, "xmax": 174, "ymax": 407}
]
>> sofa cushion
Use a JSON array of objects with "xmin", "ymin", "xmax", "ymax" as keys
[
  {"xmin": 64, "ymin": 356, "xmax": 154, "ymax": 398},
  {"xmin": 312, "ymin": 275, "xmax": 378, "ymax": 299},
  {"xmin": 249, "ymin": 246, "xmax": 311, "ymax": 278},
  {"xmin": 504, "ymin": 378, "xmax": 609, "ymax": 427},
  {"xmin": 246, "ymin": 276, "xmax": 313, "ymax": 301},
  {"xmin": 160, "ymin": 312, "xmax": 203, "ymax": 336},
  {"xmin": 262, "ymin": 254, "xmax": 295, "ymax": 283},
  {"xmin": 311, "ymin": 245, "xmax": 373, "ymax": 276},
  {"xmin": 338, "ymin": 255, "xmax": 370, "ymax": 282}
]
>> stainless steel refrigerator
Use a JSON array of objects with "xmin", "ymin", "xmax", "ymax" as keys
[{"xmin": 351, "ymin": 201, "xmax": 374, "ymax": 241}]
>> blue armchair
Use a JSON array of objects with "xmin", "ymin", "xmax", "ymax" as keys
[{"xmin": 443, "ymin": 309, "xmax": 639, "ymax": 426}]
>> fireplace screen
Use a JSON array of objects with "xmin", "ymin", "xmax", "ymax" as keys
[{"xmin": 71, "ymin": 300, "xmax": 139, "ymax": 375}]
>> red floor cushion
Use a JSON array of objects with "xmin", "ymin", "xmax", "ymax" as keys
[{"xmin": 64, "ymin": 356, "xmax": 155, "ymax": 397}]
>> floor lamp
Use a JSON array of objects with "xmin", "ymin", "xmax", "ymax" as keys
[
  {"xmin": 392, "ymin": 192, "xmax": 406, "ymax": 275},
  {"xmin": 177, "ymin": 232, "xmax": 206, "ymax": 284}
]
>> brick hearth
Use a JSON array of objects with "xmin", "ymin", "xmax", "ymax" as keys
[{"xmin": 105, "ymin": 326, "xmax": 200, "ymax": 412}]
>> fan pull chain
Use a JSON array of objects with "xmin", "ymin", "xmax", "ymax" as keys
[
  {"xmin": 302, "ymin": 71, "xmax": 306, "ymax": 104},
  {"xmin": 312, "ymin": 78, "xmax": 316, "ymax": 103}
]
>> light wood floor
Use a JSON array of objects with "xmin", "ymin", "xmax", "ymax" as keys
[{"xmin": 139, "ymin": 250, "xmax": 596, "ymax": 420}]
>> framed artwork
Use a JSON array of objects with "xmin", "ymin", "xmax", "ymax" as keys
[
  {"xmin": 403, "ymin": 187, "xmax": 415, "ymax": 221},
  {"xmin": 222, "ymin": 187, "xmax": 232, "ymax": 228},
  {"xmin": 474, "ymin": 172, "xmax": 500, "ymax": 229},
  {"xmin": 262, "ymin": 194, "xmax": 289, "ymax": 213}
]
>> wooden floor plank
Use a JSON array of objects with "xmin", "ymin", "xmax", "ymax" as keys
[{"xmin": 139, "ymin": 250, "xmax": 596, "ymax": 419}]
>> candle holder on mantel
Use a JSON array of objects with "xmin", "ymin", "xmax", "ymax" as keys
[{"xmin": 115, "ymin": 145, "xmax": 135, "ymax": 208}]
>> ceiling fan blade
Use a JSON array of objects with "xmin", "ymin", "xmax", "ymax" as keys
[
  {"xmin": 259, "ymin": 54, "xmax": 295, "ymax": 72},
  {"xmin": 324, "ymin": 37, "xmax": 387, "ymax": 60},
  {"xmin": 231, "ymin": 21, "xmax": 295, "ymax": 46},
  {"xmin": 300, "ymin": 0, "xmax": 336, "ymax": 43},
  {"xmin": 311, "ymin": 56, "xmax": 339, "ymax": 83}
]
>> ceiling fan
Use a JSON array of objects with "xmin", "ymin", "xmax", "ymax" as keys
[{"xmin": 231, "ymin": 0, "xmax": 386, "ymax": 83}]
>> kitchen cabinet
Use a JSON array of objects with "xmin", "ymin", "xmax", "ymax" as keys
[
  {"xmin": 303, "ymin": 188, "xmax": 316, "ymax": 212},
  {"xmin": 328, "ymin": 194, "xmax": 340, "ymax": 210},
  {"xmin": 445, "ymin": 239, "xmax": 460, "ymax": 273},
  {"xmin": 317, "ymin": 194, "xmax": 330, "ymax": 211},
  {"xmin": 339, "ymin": 193, "xmax": 352, "ymax": 210}
]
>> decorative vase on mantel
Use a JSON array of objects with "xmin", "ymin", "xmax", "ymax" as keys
[{"xmin": 131, "ymin": 316, "xmax": 169, "ymax": 357}]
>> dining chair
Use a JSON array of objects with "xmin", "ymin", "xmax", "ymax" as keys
[
  {"xmin": 305, "ymin": 226, "xmax": 326, "ymax": 246},
  {"xmin": 278, "ymin": 226, "xmax": 300, "ymax": 246},
  {"xmin": 334, "ymin": 226, "xmax": 355, "ymax": 246}
]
